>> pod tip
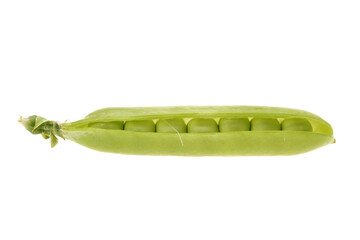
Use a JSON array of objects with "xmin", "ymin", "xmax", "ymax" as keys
[{"xmin": 19, "ymin": 115, "xmax": 64, "ymax": 148}]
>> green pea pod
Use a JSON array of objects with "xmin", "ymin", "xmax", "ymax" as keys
[{"xmin": 19, "ymin": 106, "xmax": 335, "ymax": 156}]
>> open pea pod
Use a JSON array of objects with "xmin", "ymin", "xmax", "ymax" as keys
[{"xmin": 20, "ymin": 106, "xmax": 335, "ymax": 156}]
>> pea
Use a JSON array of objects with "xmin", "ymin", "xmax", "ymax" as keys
[
  {"xmin": 20, "ymin": 105, "xmax": 335, "ymax": 155},
  {"xmin": 124, "ymin": 120, "xmax": 155, "ymax": 132},
  {"xmin": 219, "ymin": 118, "xmax": 250, "ymax": 132},
  {"xmin": 89, "ymin": 121, "xmax": 123, "ymax": 130},
  {"xmin": 187, "ymin": 118, "xmax": 218, "ymax": 133},
  {"xmin": 251, "ymin": 118, "xmax": 280, "ymax": 131},
  {"xmin": 282, "ymin": 118, "xmax": 312, "ymax": 132},
  {"xmin": 156, "ymin": 119, "xmax": 186, "ymax": 133}
]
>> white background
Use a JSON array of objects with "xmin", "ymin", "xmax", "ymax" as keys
[{"xmin": 1, "ymin": 1, "xmax": 359, "ymax": 239}]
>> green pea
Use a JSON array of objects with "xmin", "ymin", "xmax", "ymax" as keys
[
  {"xmin": 219, "ymin": 118, "xmax": 250, "ymax": 132},
  {"xmin": 20, "ymin": 105, "xmax": 335, "ymax": 155},
  {"xmin": 89, "ymin": 121, "xmax": 123, "ymax": 130},
  {"xmin": 156, "ymin": 119, "xmax": 186, "ymax": 133},
  {"xmin": 251, "ymin": 118, "xmax": 280, "ymax": 131},
  {"xmin": 282, "ymin": 118, "xmax": 312, "ymax": 132},
  {"xmin": 187, "ymin": 118, "xmax": 218, "ymax": 133},
  {"xmin": 124, "ymin": 120, "xmax": 155, "ymax": 132}
]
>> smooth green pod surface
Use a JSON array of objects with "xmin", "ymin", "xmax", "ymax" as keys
[{"xmin": 19, "ymin": 106, "xmax": 335, "ymax": 156}]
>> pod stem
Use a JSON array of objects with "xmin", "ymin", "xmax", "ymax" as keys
[{"xmin": 19, "ymin": 115, "xmax": 65, "ymax": 148}]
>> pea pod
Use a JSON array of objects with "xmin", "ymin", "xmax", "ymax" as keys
[{"xmin": 19, "ymin": 106, "xmax": 335, "ymax": 156}]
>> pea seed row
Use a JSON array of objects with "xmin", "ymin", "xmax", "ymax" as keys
[{"xmin": 89, "ymin": 117, "xmax": 313, "ymax": 133}]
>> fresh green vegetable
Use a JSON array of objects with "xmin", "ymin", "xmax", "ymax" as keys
[
  {"xmin": 124, "ymin": 120, "xmax": 155, "ymax": 132},
  {"xmin": 19, "ymin": 106, "xmax": 335, "ymax": 156},
  {"xmin": 156, "ymin": 119, "xmax": 186, "ymax": 133},
  {"xmin": 219, "ymin": 118, "xmax": 250, "ymax": 132},
  {"xmin": 281, "ymin": 118, "xmax": 313, "ymax": 132},
  {"xmin": 187, "ymin": 119, "xmax": 218, "ymax": 133},
  {"xmin": 251, "ymin": 118, "xmax": 281, "ymax": 131},
  {"xmin": 89, "ymin": 121, "xmax": 123, "ymax": 130}
]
